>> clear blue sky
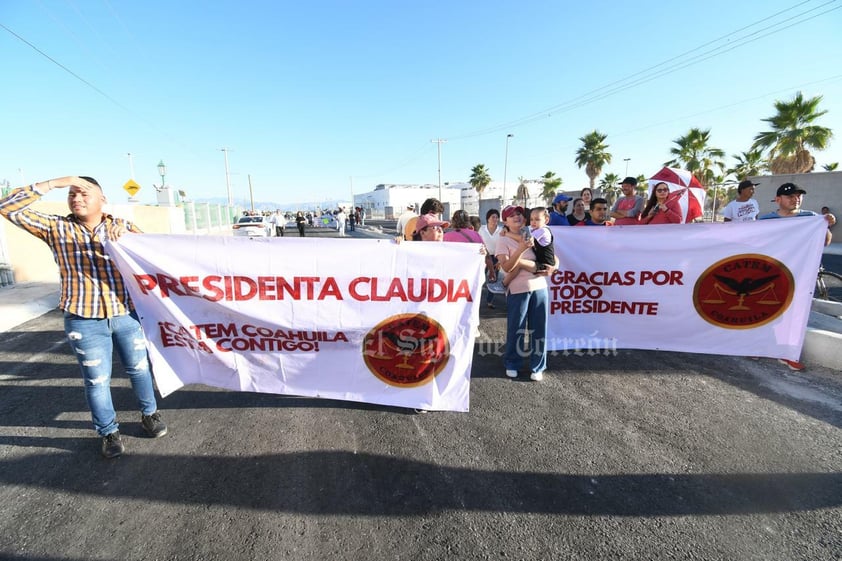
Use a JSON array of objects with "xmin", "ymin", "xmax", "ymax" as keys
[{"xmin": 1, "ymin": 0, "xmax": 840, "ymax": 206}]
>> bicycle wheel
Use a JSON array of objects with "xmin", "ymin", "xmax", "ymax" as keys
[{"xmin": 817, "ymin": 270, "xmax": 842, "ymax": 301}]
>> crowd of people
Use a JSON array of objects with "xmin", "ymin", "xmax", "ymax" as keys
[
  {"xmin": 0, "ymin": 175, "xmax": 836, "ymax": 458},
  {"xmin": 396, "ymin": 179, "xmax": 836, "ymax": 379}
]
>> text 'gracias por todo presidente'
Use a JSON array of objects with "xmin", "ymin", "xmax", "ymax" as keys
[{"xmin": 550, "ymin": 269, "xmax": 684, "ymax": 315}]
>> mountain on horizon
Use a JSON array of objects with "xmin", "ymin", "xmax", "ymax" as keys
[{"xmin": 193, "ymin": 197, "xmax": 352, "ymax": 212}]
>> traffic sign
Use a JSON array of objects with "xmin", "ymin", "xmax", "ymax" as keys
[{"xmin": 123, "ymin": 179, "xmax": 141, "ymax": 197}]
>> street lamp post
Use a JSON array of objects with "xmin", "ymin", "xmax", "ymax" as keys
[
  {"xmin": 431, "ymin": 138, "xmax": 447, "ymax": 202},
  {"xmin": 503, "ymin": 134, "xmax": 514, "ymax": 205},
  {"xmin": 157, "ymin": 160, "xmax": 167, "ymax": 189},
  {"xmin": 624, "ymin": 158, "xmax": 631, "ymax": 177},
  {"xmin": 220, "ymin": 147, "xmax": 233, "ymax": 206}
]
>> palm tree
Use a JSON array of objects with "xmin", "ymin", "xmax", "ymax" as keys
[
  {"xmin": 752, "ymin": 91, "xmax": 833, "ymax": 174},
  {"xmin": 515, "ymin": 176, "xmax": 529, "ymax": 208},
  {"xmin": 541, "ymin": 171, "xmax": 562, "ymax": 204},
  {"xmin": 727, "ymin": 149, "xmax": 767, "ymax": 179},
  {"xmin": 823, "ymin": 162, "xmax": 839, "ymax": 171},
  {"xmin": 469, "ymin": 164, "xmax": 492, "ymax": 195},
  {"xmin": 575, "ymin": 130, "xmax": 612, "ymax": 190},
  {"xmin": 664, "ymin": 127, "xmax": 725, "ymax": 187},
  {"xmin": 599, "ymin": 172, "xmax": 620, "ymax": 204},
  {"xmin": 635, "ymin": 174, "xmax": 648, "ymax": 197}
]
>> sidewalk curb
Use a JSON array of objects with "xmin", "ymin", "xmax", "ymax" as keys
[{"xmin": 0, "ymin": 282, "xmax": 60, "ymax": 333}]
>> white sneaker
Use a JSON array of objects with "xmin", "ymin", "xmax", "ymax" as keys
[
  {"xmin": 530, "ymin": 371, "xmax": 544, "ymax": 382},
  {"xmin": 505, "ymin": 369, "xmax": 518, "ymax": 378}
]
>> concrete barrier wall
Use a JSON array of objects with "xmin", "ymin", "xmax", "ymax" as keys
[{"xmin": 0, "ymin": 202, "xmax": 207, "ymax": 283}]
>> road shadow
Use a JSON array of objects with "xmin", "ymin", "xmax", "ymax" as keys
[{"xmin": 0, "ymin": 449, "xmax": 838, "ymax": 517}]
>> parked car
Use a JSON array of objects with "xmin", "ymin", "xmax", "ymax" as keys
[{"xmin": 232, "ymin": 215, "xmax": 272, "ymax": 237}]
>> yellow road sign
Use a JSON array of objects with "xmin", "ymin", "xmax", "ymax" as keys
[{"xmin": 123, "ymin": 179, "xmax": 141, "ymax": 196}]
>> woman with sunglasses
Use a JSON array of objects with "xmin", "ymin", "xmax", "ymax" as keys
[
  {"xmin": 641, "ymin": 182, "xmax": 682, "ymax": 225},
  {"xmin": 410, "ymin": 213, "xmax": 449, "ymax": 241},
  {"xmin": 496, "ymin": 205, "xmax": 557, "ymax": 382}
]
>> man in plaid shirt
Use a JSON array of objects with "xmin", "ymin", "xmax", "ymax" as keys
[{"xmin": 0, "ymin": 176, "xmax": 167, "ymax": 458}]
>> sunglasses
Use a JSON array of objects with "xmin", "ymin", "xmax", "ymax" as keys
[
  {"xmin": 655, "ymin": 188, "xmax": 669, "ymax": 193},
  {"xmin": 422, "ymin": 225, "xmax": 443, "ymax": 232}
]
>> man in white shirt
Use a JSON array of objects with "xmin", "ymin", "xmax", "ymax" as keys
[
  {"xmin": 336, "ymin": 207, "xmax": 347, "ymax": 237},
  {"xmin": 395, "ymin": 203, "xmax": 418, "ymax": 240},
  {"xmin": 722, "ymin": 180, "xmax": 760, "ymax": 222}
]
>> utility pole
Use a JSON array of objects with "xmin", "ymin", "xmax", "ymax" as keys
[
  {"xmin": 431, "ymin": 138, "xmax": 447, "ymax": 202},
  {"xmin": 220, "ymin": 147, "xmax": 233, "ymax": 206},
  {"xmin": 503, "ymin": 134, "xmax": 514, "ymax": 205},
  {"xmin": 248, "ymin": 174, "xmax": 254, "ymax": 212}
]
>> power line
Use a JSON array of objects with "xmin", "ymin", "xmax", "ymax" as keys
[
  {"xmin": 447, "ymin": 0, "xmax": 839, "ymax": 140},
  {"xmin": 0, "ymin": 22, "xmax": 134, "ymax": 115}
]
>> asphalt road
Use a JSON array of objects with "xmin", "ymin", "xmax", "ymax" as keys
[{"xmin": 1, "ymin": 226, "xmax": 841, "ymax": 561}]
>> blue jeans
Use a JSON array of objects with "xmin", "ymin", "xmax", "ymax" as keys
[
  {"xmin": 485, "ymin": 256, "xmax": 498, "ymax": 306},
  {"xmin": 64, "ymin": 311, "xmax": 158, "ymax": 436},
  {"xmin": 504, "ymin": 288, "xmax": 549, "ymax": 374}
]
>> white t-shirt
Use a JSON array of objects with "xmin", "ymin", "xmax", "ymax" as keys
[
  {"xmin": 479, "ymin": 224, "xmax": 501, "ymax": 254},
  {"xmin": 396, "ymin": 210, "xmax": 418, "ymax": 237},
  {"xmin": 722, "ymin": 199, "xmax": 759, "ymax": 222}
]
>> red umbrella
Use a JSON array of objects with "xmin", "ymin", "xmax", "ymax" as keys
[{"xmin": 647, "ymin": 167, "xmax": 706, "ymax": 223}]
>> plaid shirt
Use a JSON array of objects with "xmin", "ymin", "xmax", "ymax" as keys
[{"xmin": 0, "ymin": 185, "xmax": 142, "ymax": 318}]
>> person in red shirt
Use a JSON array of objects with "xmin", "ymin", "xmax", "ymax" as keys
[
  {"xmin": 641, "ymin": 182, "xmax": 682, "ymax": 225},
  {"xmin": 610, "ymin": 177, "xmax": 644, "ymax": 225}
]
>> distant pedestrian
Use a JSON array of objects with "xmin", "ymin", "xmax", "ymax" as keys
[
  {"xmin": 336, "ymin": 207, "xmax": 347, "ymax": 237},
  {"xmin": 296, "ymin": 211, "xmax": 307, "ymax": 237},
  {"xmin": 270, "ymin": 209, "xmax": 286, "ymax": 236},
  {"xmin": 0, "ymin": 176, "xmax": 167, "ymax": 458}
]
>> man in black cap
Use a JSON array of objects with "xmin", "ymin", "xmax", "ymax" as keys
[
  {"xmin": 610, "ymin": 177, "xmax": 644, "ymax": 225},
  {"xmin": 722, "ymin": 180, "xmax": 760, "ymax": 222},
  {"xmin": 549, "ymin": 193, "xmax": 572, "ymax": 226},
  {"xmin": 758, "ymin": 182, "xmax": 836, "ymax": 371},
  {"xmin": 758, "ymin": 182, "xmax": 835, "ymax": 245}
]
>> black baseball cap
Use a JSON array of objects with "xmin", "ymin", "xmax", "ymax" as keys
[
  {"xmin": 737, "ymin": 179, "xmax": 759, "ymax": 192},
  {"xmin": 620, "ymin": 176, "xmax": 638, "ymax": 186},
  {"xmin": 775, "ymin": 182, "xmax": 807, "ymax": 197}
]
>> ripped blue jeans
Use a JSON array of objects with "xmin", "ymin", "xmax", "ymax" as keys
[{"xmin": 64, "ymin": 311, "xmax": 157, "ymax": 436}]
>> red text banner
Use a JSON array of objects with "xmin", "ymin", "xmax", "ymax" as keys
[
  {"xmin": 546, "ymin": 217, "xmax": 828, "ymax": 361},
  {"xmin": 106, "ymin": 236, "xmax": 485, "ymax": 412}
]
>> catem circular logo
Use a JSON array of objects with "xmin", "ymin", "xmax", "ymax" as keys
[
  {"xmin": 693, "ymin": 253, "xmax": 794, "ymax": 329},
  {"xmin": 362, "ymin": 313, "xmax": 450, "ymax": 387}
]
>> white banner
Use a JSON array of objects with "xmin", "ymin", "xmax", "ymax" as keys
[
  {"xmin": 106, "ymin": 236, "xmax": 486, "ymax": 412},
  {"xmin": 547, "ymin": 217, "xmax": 828, "ymax": 361}
]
